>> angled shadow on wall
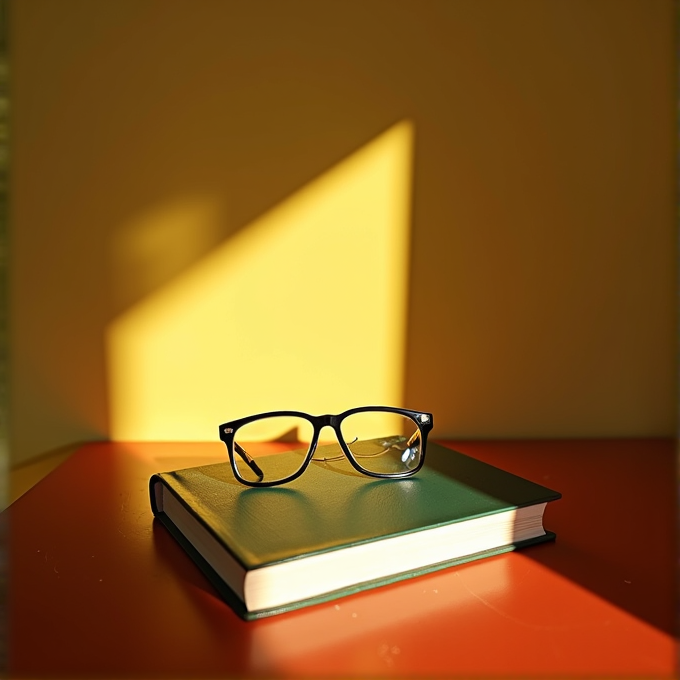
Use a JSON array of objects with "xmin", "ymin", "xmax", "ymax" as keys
[{"xmin": 106, "ymin": 120, "xmax": 414, "ymax": 441}]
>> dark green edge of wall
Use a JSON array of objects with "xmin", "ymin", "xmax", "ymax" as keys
[{"xmin": 0, "ymin": 0, "xmax": 8, "ymax": 674}]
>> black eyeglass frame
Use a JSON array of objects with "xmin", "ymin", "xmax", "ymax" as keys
[{"xmin": 218, "ymin": 406, "xmax": 434, "ymax": 487}]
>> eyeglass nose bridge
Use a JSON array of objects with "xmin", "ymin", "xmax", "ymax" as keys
[
  {"xmin": 321, "ymin": 414, "xmax": 342, "ymax": 429},
  {"xmin": 313, "ymin": 415, "xmax": 346, "ymax": 446},
  {"xmin": 309, "ymin": 416, "xmax": 353, "ymax": 464},
  {"xmin": 327, "ymin": 415, "xmax": 355, "ymax": 449}
]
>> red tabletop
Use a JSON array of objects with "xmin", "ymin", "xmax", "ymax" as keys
[{"xmin": 7, "ymin": 439, "xmax": 677, "ymax": 678}]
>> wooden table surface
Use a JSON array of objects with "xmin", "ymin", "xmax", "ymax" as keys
[{"xmin": 6, "ymin": 439, "xmax": 677, "ymax": 678}]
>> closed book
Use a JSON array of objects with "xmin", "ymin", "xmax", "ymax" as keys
[{"xmin": 149, "ymin": 442, "xmax": 561, "ymax": 620}]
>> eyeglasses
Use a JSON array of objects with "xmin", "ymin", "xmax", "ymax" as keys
[{"xmin": 218, "ymin": 406, "xmax": 433, "ymax": 487}]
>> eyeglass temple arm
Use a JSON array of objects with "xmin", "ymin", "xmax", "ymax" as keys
[
  {"xmin": 407, "ymin": 430, "xmax": 421, "ymax": 447},
  {"xmin": 313, "ymin": 432, "xmax": 422, "ymax": 462},
  {"xmin": 234, "ymin": 442, "xmax": 264, "ymax": 481},
  {"xmin": 312, "ymin": 441, "xmax": 346, "ymax": 462}
]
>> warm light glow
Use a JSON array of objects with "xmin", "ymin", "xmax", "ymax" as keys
[
  {"xmin": 107, "ymin": 121, "xmax": 414, "ymax": 440},
  {"xmin": 249, "ymin": 559, "xmax": 511, "ymax": 668}
]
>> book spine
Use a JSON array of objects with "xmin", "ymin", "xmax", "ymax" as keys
[{"xmin": 149, "ymin": 474, "xmax": 164, "ymax": 516}]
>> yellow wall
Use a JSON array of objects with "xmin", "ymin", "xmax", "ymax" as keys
[{"xmin": 9, "ymin": 0, "xmax": 677, "ymax": 464}]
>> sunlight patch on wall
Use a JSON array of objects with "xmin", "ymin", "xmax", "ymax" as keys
[{"xmin": 106, "ymin": 121, "xmax": 414, "ymax": 441}]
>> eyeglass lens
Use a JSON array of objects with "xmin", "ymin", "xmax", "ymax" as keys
[
  {"xmin": 233, "ymin": 415, "xmax": 314, "ymax": 483},
  {"xmin": 339, "ymin": 411, "xmax": 422, "ymax": 475}
]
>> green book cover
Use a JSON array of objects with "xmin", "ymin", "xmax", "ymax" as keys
[{"xmin": 150, "ymin": 442, "xmax": 560, "ymax": 620}]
